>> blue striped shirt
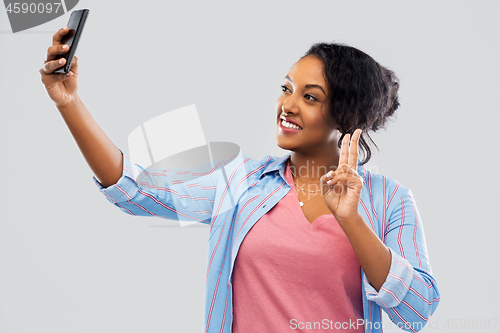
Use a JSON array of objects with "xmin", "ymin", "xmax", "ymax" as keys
[{"xmin": 93, "ymin": 151, "xmax": 440, "ymax": 333}]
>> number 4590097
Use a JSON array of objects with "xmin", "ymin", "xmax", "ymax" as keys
[
  {"xmin": 444, "ymin": 318, "xmax": 498, "ymax": 330},
  {"xmin": 6, "ymin": 2, "xmax": 62, "ymax": 14}
]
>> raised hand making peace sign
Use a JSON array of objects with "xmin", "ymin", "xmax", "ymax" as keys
[{"xmin": 321, "ymin": 129, "xmax": 364, "ymax": 224}]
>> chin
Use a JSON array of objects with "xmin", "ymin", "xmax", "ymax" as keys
[{"xmin": 276, "ymin": 137, "xmax": 294, "ymax": 152}]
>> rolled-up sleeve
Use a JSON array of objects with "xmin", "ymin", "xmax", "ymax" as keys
[
  {"xmin": 93, "ymin": 151, "xmax": 140, "ymax": 203},
  {"xmin": 363, "ymin": 185, "xmax": 440, "ymax": 332},
  {"xmin": 93, "ymin": 150, "xmax": 222, "ymax": 224},
  {"xmin": 364, "ymin": 247, "xmax": 414, "ymax": 307}
]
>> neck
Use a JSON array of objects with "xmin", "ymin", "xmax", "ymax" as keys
[{"xmin": 288, "ymin": 150, "xmax": 341, "ymax": 182}]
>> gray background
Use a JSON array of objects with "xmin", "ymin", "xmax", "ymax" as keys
[{"xmin": 1, "ymin": 0, "xmax": 499, "ymax": 332}]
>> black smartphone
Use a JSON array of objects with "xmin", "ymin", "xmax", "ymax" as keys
[{"xmin": 53, "ymin": 9, "xmax": 89, "ymax": 74}]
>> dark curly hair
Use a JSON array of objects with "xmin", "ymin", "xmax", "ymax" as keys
[{"xmin": 303, "ymin": 42, "xmax": 400, "ymax": 165}]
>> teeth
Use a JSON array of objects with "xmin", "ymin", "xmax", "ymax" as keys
[{"xmin": 281, "ymin": 119, "xmax": 302, "ymax": 130}]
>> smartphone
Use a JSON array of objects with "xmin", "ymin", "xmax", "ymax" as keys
[{"xmin": 53, "ymin": 9, "xmax": 89, "ymax": 74}]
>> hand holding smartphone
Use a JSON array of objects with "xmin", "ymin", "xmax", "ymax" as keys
[{"xmin": 53, "ymin": 9, "xmax": 89, "ymax": 74}]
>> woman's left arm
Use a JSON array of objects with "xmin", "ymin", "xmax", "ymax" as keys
[
  {"xmin": 324, "ymin": 130, "xmax": 394, "ymax": 290},
  {"xmin": 322, "ymin": 129, "xmax": 440, "ymax": 332},
  {"xmin": 363, "ymin": 186, "xmax": 440, "ymax": 331},
  {"xmin": 335, "ymin": 212, "xmax": 392, "ymax": 291}
]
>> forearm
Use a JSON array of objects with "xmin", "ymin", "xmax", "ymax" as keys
[
  {"xmin": 337, "ymin": 213, "xmax": 391, "ymax": 291},
  {"xmin": 58, "ymin": 95, "xmax": 123, "ymax": 187}
]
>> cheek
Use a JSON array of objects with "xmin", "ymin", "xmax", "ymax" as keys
[
  {"xmin": 309, "ymin": 117, "xmax": 325, "ymax": 131},
  {"xmin": 309, "ymin": 117, "xmax": 334, "ymax": 138}
]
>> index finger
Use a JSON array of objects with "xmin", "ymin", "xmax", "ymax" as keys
[
  {"xmin": 52, "ymin": 27, "xmax": 69, "ymax": 46},
  {"xmin": 348, "ymin": 129, "xmax": 362, "ymax": 171},
  {"xmin": 338, "ymin": 133, "xmax": 350, "ymax": 167}
]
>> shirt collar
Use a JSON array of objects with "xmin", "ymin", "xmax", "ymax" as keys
[{"xmin": 259, "ymin": 152, "xmax": 292, "ymax": 180}]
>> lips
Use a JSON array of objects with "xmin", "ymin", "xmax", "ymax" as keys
[
  {"xmin": 280, "ymin": 116, "xmax": 303, "ymax": 129},
  {"xmin": 279, "ymin": 120, "xmax": 303, "ymax": 134}
]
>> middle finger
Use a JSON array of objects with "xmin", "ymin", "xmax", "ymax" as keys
[
  {"xmin": 348, "ymin": 129, "xmax": 362, "ymax": 171},
  {"xmin": 46, "ymin": 44, "xmax": 70, "ymax": 63},
  {"xmin": 45, "ymin": 27, "xmax": 69, "ymax": 62},
  {"xmin": 42, "ymin": 58, "xmax": 66, "ymax": 74}
]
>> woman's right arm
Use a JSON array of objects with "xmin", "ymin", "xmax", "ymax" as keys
[
  {"xmin": 39, "ymin": 27, "xmax": 122, "ymax": 188},
  {"xmin": 38, "ymin": 28, "xmax": 227, "ymax": 224}
]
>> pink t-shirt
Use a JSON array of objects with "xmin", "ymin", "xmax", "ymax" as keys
[{"xmin": 232, "ymin": 160, "xmax": 364, "ymax": 332}]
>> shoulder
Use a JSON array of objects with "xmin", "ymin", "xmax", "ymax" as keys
[
  {"xmin": 223, "ymin": 153, "xmax": 284, "ymax": 176},
  {"xmin": 359, "ymin": 163, "xmax": 414, "ymax": 209},
  {"xmin": 209, "ymin": 153, "xmax": 285, "ymax": 195}
]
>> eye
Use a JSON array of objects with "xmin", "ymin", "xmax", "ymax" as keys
[
  {"xmin": 281, "ymin": 85, "xmax": 291, "ymax": 93},
  {"xmin": 305, "ymin": 94, "xmax": 317, "ymax": 101}
]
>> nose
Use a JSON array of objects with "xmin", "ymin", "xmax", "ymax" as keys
[
  {"xmin": 281, "ymin": 97, "xmax": 298, "ymax": 116},
  {"xmin": 281, "ymin": 102, "xmax": 287, "ymax": 115}
]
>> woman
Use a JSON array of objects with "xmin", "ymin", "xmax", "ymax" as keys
[{"xmin": 40, "ymin": 27, "xmax": 440, "ymax": 333}]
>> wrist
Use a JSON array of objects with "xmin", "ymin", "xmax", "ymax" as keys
[
  {"xmin": 335, "ymin": 212, "xmax": 364, "ymax": 230},
  {"xmin": 56, "ymin": 94, "xmax": 81, "ymax": 113}
]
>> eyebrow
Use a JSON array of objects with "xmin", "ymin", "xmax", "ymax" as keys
[{"xmin": 285, "ymin": 75, "xmax": 326, "ymax": 95}]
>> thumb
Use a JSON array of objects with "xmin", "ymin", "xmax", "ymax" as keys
[
  {"xmin": 69, "ymin": 56, "xmax": 78, "ymax": 75},
  {"xmin": 39, "ymin": 69, "xmax": 74, "ymax": 85}
]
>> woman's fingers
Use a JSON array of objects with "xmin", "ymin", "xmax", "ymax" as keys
[
  {"xmin": 338, "ymin": 133, "xmax": 350, "ymax": 167},
  {"xmin": 39, "ymin": 66, "xmax": 73, "ymax": 85},
  {"xmin": 70, "ymin": 56, "xmax": 78, "ymax": 75},
  {"xmin": 338, "ymin": 129, "xmax": 362, "ymax": 171},
  {"xmin": 43, "ymin": 28, "xmax": 71, "ymax": 75},
  {"xmin": 42, "ymin": 58, "xmax": 66, "ymax": 74},
  {"xmin": 46, "ymin": 27, "xmax": 69, "ymax": 62},
  {"xmin": 39, "ymin": 57, "xmax": 75, "ymax": 86},
  {"xmin": 41, "ymin": 55, "xmax": 78, "ymax": 78},
  {"xmin": 46, "ymin": 44, "xmax": 69, "ymax": 62},
  {"xmin": 40, "ymin": 28, "xmax": 79, "ymax": 107},
  {"xmin": 322, "ymin": 172, "xmax": 347, "ymax": 195},
  {"xmin": 52, "ymin": 27, "xmax": 69, "ymax": 45},
  {"xmin": 349, "ymin": 129, "xmax": 362, "ymax": 171},
  {"xmin": 324, "ymin": 165, "xmax": 362, "ymax": 188}
]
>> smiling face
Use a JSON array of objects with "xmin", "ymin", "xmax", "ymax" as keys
[{"xmin": 276, "ymin": 55, "xmax": 339, "ymax": 155}]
